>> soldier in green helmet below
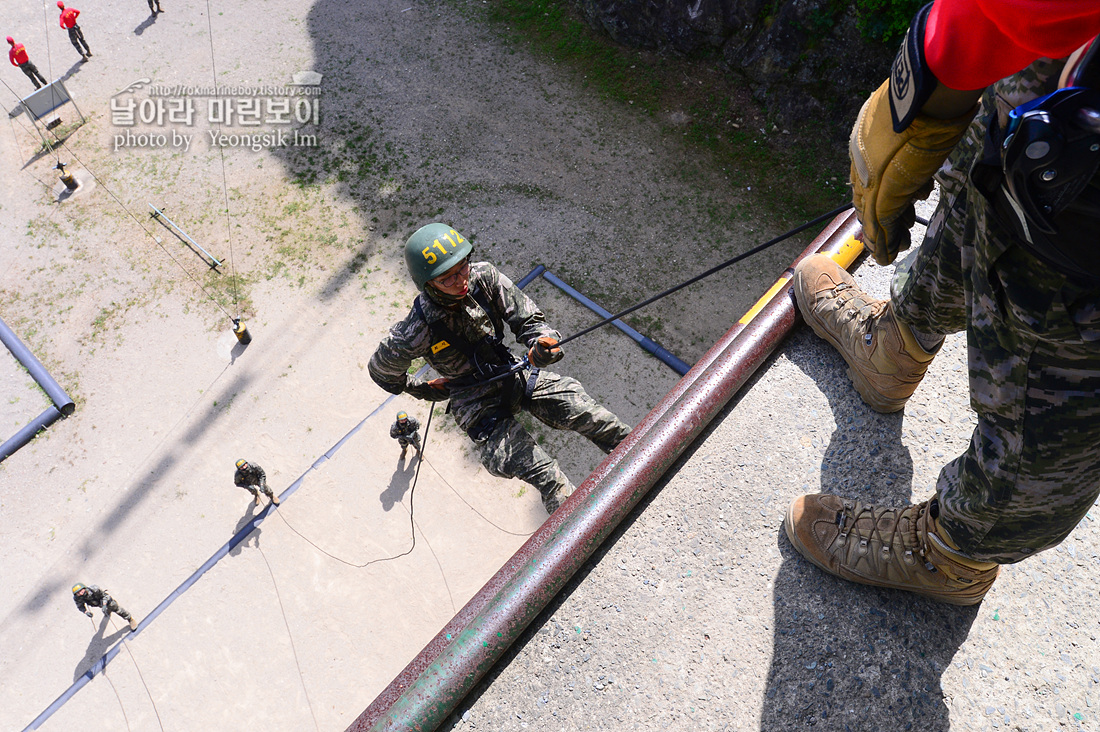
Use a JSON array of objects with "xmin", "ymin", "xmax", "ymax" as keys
[
  {"xmin": 72, "ymin": 583, "xmax": 139, "ymax": 631},
  {"xmin": 369, "ymin": 223, "xmax": 631, "ymax": 515},
  {"xmin": 390, "ymin": 411, "xmax": 422, "ymax": 460}
]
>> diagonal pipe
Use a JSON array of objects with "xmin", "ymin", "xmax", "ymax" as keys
[{"xmin": 349, "ymin": 210, "xmax": 864, "ymax": 732}]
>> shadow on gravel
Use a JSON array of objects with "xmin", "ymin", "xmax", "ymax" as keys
[
  {"xmin": 764, "ymin": 539, "xmax": 978, "ymax": 731},
  {"xmin": 379, "ymin": 458, "xmax": 417, "ymax": 512},
  {"xmin": 18, "ymin": 370, "xmax": 250, "ymax": 617},
  {"xmin": 72, "ymin": 616, "xmax": 129, "ymax": 681},
  {"xmin": 229, "ymin": 502, "xmax": 263, "ymax": 556},
  {"xmin": 767, "ymin": 333, "xmax": 978, "ymax": 730}
]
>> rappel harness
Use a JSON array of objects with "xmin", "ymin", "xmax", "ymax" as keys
[{"xmin": 413, "ymin": 281, "xmax": 541, "ymax": 432}]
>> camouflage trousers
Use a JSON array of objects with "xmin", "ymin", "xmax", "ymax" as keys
[
  {"xmin": 397, "ymin": 434, "xmax": 421, "ymax": 452},
  {"xmin": 467, "ymin": 369, "xmax": 630, "ymax": 511},
  {"xmin": 99, "ymin": 596, "xmax": 134, "ymax": 622},
  {"xmin": 890, "ymin": 65, "xmax": 1100, "ymax": 562}
]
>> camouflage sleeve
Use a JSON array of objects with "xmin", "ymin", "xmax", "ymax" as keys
[
  {"xmin": 390, "ymin": 422, "xmax": 400, "ymax": 438},
  {"xmin": 481, "ymin": 263, "xmax": 560, "ymax": 348},
  {"xmin": 368, "ymin": 307, "xmax": 449, "ymax": 401},
  {"xmin": 408, "ymin": 416, "xmax": 420, "ymax": 432},
  {"xmin": 74, "ymin": 594, "xmax": 85, "ymax": 612}
]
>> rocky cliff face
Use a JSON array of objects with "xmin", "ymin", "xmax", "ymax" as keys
[{"xmin": 569, "ymin": 0, "xmax": 897, "ymax": 133}]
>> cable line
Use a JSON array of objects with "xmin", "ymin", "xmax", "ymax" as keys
[
  {"xmin": 558, "ymin": 201, "xmax": 853, "ymax": 348},
  {"xmin": 204, "ymin": 0, "xmax": 242, "ymax": 320}
]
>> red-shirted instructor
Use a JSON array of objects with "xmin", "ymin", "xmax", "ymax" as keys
[
  {"xmin": 7, "ymin": 37, "xmax": 48, "ymax": 90},
  {"xmin": 58, "ymin": 2, "xmax": 92, "ymax": 61}
]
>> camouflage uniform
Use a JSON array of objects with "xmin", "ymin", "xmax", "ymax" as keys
[
  {"xmin": 390, "ymin": 415, "xmax": 422, "ymax": 454},
  {"xmin": 73, "ymin": 585, "xmax": 135, "ymax": 625},
  {"xmin": 234, "ymin": 462, "xmax": 276, "ymax": 503},
  {"xmin": 890, "ymin": 56, "xmax": 1100, "ymax": 563},
  {"xmin": 369, "ymin": 262, "xmax": 630, "ymax": 511}
]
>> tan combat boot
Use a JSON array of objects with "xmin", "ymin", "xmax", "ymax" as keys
[
  {"xmin": 793, "ymin": 254, "xmax": 937, "ymax": 413},
  {"xmin": 253, "ymin": 490, "xmax": 262, "ymax": 506},
  {"xmin": 129, "ymin": 616, "xmax": 138, "ymax": 631},
  {"xmin": 784, "ymin": 494, "xmax": 999, "ymax": 605}
]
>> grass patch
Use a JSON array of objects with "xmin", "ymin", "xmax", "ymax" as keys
[{"xmin": 485, "ymin": 0, "xmax": 849, "ymax": 224}]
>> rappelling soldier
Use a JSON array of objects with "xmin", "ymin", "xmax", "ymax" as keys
[
  {"xmin": 369, "ymin": 223, "xmax": 631, "ymax": 515},
  {"xmin": 234, "ymin": 459, "xmax": 280, "ymax": 506},
  {"xmin": 390, "ymin": 411, "xmax": 422, "ymax": 459},
  {"xmin": 72, "ymin": 583, "xmax": 138, "ymax": 631}
]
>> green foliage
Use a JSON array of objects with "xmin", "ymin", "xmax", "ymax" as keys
[{"xmin": 853, "ymin": 0, "xmax": 922, "ymax": 45}]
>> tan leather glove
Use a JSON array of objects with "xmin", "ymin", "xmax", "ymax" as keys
[
  {"xmin": 528, "ymin": 336, "xmax": 563, "ymax": 368},
  {"xmin": 850, "ymin": 80, "xmax": 977, "ymax": 265}
]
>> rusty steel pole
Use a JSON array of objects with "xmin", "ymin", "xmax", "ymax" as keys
[{"xmin": 349, "ymin": 210, "xmax": 864, "ymax": 732}]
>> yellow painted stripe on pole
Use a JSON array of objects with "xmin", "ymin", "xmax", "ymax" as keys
[
  {"xmin": 737, "ymin": 234, "xmax": 863, "ymax": 326},
  {"xmin": 831, "ymin": 234, "xmax": 863, "ymax": 269},
  {"xmin": 738, "ymin": 274, "xmax": 791, "ymax": 325}
]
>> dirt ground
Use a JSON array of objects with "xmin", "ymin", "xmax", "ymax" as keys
[{"xmin": 0, "ymin": 1, "xmax": 827, "ymax": 730}]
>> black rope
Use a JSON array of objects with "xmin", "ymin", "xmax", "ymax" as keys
[
  {"xmin": 558, "ymin": 201, "xmax": 853, "ymax": 348},
  {"xmin": 476, "ymin": 201, "xmax": 854, "ymax": 387},
  {"xmin": 274, "ymin": 406, "xmax": 436, "ymax": 569},
  {"xmin": 204, "ymin": 0, "xmax": 242, "ymax": 319},
  {"xmin": 109, "ymin": 617, "xmax": 165, "ymax": 732},
  {"xmin": 420, "ymin": 457, "xmax": 534, "ymax": 537},
  {"xmin": 257, "ymin": 545, "xmax": 320, "ymax": 732}
]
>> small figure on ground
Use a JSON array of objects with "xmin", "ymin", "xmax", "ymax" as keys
[
  {"xmin": 234, "ymin": 459, "xmax": 280, "ymax": 506},
  {"xmin": 370, "ymin": 223, "xmax": 632, "ymax": 515},
  {"xmin": 390, "ymin": 411, "xmax": 422, "ymax": 459},
  {"xmin": 72, "ymin": 583, "xmax": 138, "ymax": 631},
  {"xmin": 784, "ymin": 0, "xmax": 1100, "ymax": 606},
  {"xmin": 7, "ymin": 37, "xmax": 48, "ymax": 90},
  {"xmin": 147, "ymin": 0, "xmax": 163, "ymax": 15},
  {"xmin": 57, "ymin": 2, "xmax": 91, "ymax": 61}
]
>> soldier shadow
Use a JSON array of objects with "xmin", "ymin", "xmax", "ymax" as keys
[
  {"xmin": 759, "ymin": 329, "xmax": 977, "ymax": 731},
  {"xmin": 73, "ymin": 614, "xmax": 130, "ymax": 681},
  {"xmin": 57, "ymin": 59, "xmax": 85, "ymax": 84},
  {"xmin": 228, "ymin": 500, "xmax": 264, "ymax": 556},
  {"xmin": 134, "ymin": 14, "xmax": 158, "ymax": 36},
  {"xmin": 379, "ymin": 457, "xmax": 417, "ymax": 512}
]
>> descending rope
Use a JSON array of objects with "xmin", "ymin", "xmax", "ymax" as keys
[
  {"xmin": 108, "ymin": 617, "xmax": 165, "ymax": 732},
  {"xmin": 273, "ymin": 407, "xmax": 436, "ymax": 569},
  {"xmin": 271, "ymin": 406, "xmax": 457, "ymax": 611},
  {"xmin": 203, "ymin": 0, "xmax": 242, "ymax": 319},
  {"xmin": 557, "ymin": 201, "xmax": 854, "ymax": 348},
  {"xmin": 257, "ymin": 545, "xmax": 321, "ymax": 732}
]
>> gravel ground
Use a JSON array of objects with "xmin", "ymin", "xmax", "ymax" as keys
[{"xmin": 441, "ymin": 201, "xmax": 1100, "ymax": 732}]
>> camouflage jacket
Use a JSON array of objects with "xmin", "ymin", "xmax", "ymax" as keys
[
  {"xmin": 390, "ymin": 416, "xmax": 420, "ymax": 439},
  {"xmin": 73, "ymin": 585, "xmax": 109, "ymax": 612},
  {"xmin": 369, "ymin": 262, "xmax": 560, "ymax": 430},
  {"xmin": 233, "ymin": 464, "xmax": 266, "ymax": 488}
]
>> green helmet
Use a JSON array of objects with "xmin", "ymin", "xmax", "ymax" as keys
[
  {"xmin": 72, "ymin": 583, "xmax": 87, "ymax": 595},
  {"xmin": 235, "ymin": 459, "xmax": 248, "ymax": 470},
  {"xmin": 404, "ymin": 223, "xmax": 472, "ymax": 290}
]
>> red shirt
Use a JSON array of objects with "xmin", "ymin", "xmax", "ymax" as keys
[
  {"xmin": 926, "ymin": 0, "xmax": 1100, "ymax": 90},
  {"xmin": 9, "ymin": 43, "xmax": 30, "ymax": 67},
  {"xmin": 59, "ymin": 7, "xmax": 80, "ymax": 29}
]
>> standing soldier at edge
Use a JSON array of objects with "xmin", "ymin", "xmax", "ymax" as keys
[
  {"xmin": 234, "ymin": 459, "xmax": 280, "ymax": 506},
  {"xmin": 72, "ymin": 583, "xmax": 138, "ymax": 631},
  {"xmin": 390, "ymin": 411, "xmax": 422, "ymax": 460},
  {"xmin": 57, "ymin": 2, "xmax": 91, "ymax": 62},
  {"xmin": 784, "ymin": 0, "xmax": 1100, "ymax": 606},
  {"xmin": 7, "ymin": 37, "xmax": 48, "ymax": 90},
  {"xmin": 369, "ymin": 223, "xmax": 631, "ymax": 515}
]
